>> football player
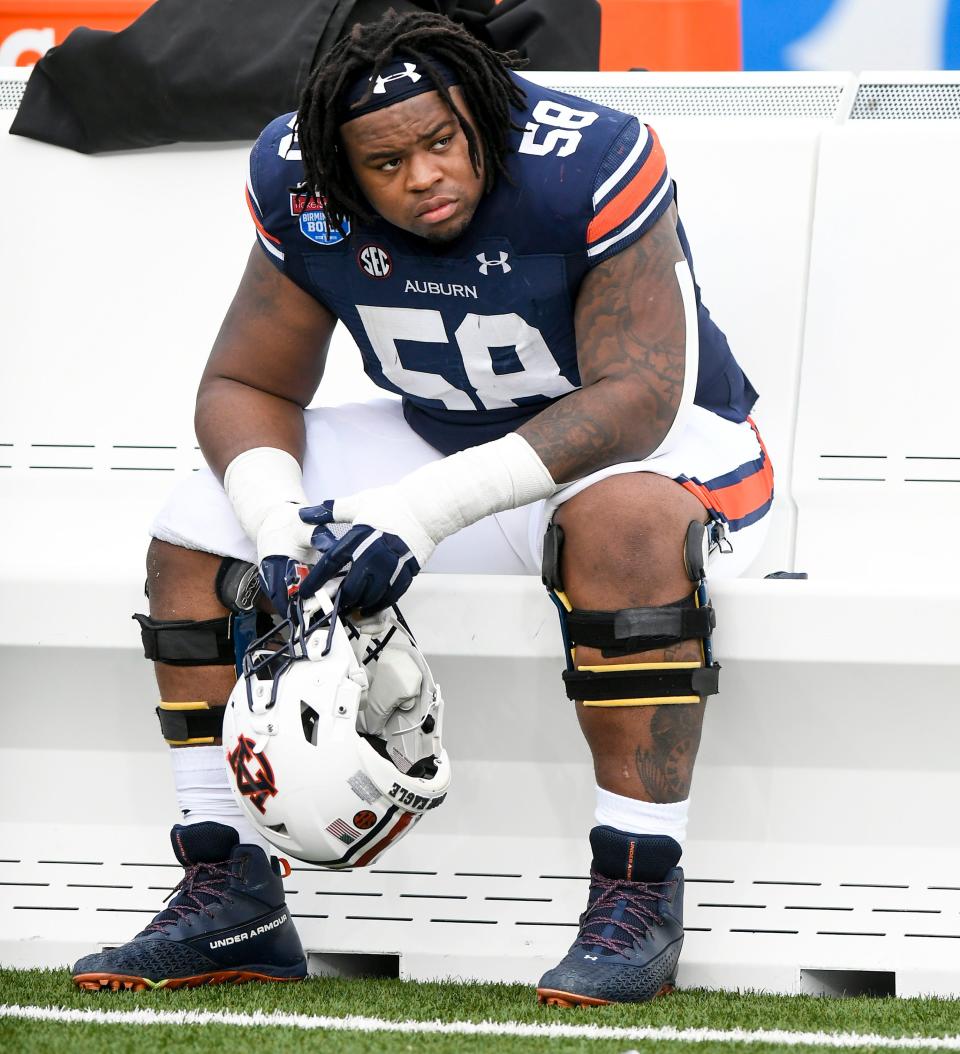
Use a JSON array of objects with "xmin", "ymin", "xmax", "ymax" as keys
[{"xmin": 72, "ymin": 10, "xmax": 774, "ymax": 1002}]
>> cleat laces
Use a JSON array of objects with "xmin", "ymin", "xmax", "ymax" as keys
[
  {"xmin": 575, "ymin": 870, "xmax": 674, "ymax": 956},
  {"xmin": 144, "ymin": 861, "xmax": 239, "ymax": 933}
]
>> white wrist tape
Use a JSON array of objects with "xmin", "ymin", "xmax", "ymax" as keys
[
  {"xmin": 403, "ymin": 432, "xmax": 556, "ymax": 539},
  {"xmin": 335, "ymin": 434, "xmax": 556, "ymax": 566},
  {"xmin": 223, "ymin": 447, "xmax": 309, "ymax": 544}
]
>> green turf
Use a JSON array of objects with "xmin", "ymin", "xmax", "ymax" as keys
[
  {"xmin": 2, "ymin": 968, "xmax": 960, "ymax": 1054},
  {"xmin": 0, "ymin": 1020, "xmax": 912, "ymax": 1054}
]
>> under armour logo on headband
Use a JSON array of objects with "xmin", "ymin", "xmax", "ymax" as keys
[
  {"xmin": 340, "ymin": 56, "xmax": 459, "ymax": 123},
  {"xmin": 373, "ymin": 63, "xmax": 421, "ymax": 95}
]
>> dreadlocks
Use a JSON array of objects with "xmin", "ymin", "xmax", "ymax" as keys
[{"xmin": 297, "ymin": 9, "xmax": 527, "ymax": 233}]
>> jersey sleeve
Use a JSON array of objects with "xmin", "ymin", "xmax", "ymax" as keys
[
  {"xmin": 585, "ymin": 118, "xmax": 674, "ymax": 266},
  {"xmin": 244, "ymin": 115, "xmax": 330, "ymax": 303},
  {"xmin": 245, "ymin": 119, "xmax": 294, "ymax": 273}
]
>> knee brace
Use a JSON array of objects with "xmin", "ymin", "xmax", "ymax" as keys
[
  {"xmin": 542, "ymin": 519, "xmax": 722, "ymax": 707},
  {"xmin": 135, "ymin": 557, "xmax": 266, "ymax": 666},
  {"xmin": 136, "ymin": 557, "xmax": 268, "ymax": 744},
  {"xmin": 133, "ymin": 615, "xmax": 236, "ymax": 745}
]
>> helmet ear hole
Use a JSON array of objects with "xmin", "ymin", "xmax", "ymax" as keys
[
  {"xmin": 406, "ymin": 754, "xmax": 439, "ymax": 779},
  {"xmin": 301, "ymin": 702, "xmax": 320, "ymax": 745},
  {"xmin": 266, "ymin": 822, "xmax": 289, "ymax": 837}
]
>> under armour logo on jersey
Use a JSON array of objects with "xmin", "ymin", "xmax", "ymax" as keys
[
  {"xmin": 373, "ymin": 63, "xmax": 421, "ymax": 94},
  {"xmin": 477, "ymin": 251, "xmax": 511, "ymax": 275}
]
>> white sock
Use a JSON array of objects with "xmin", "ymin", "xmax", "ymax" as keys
[
  {"xmin": 170, "ymin": 745, "xmax": 274, "ymax": 854},
  {"xmin": 595, "ymin": 785, "xmax": 689, "ymax": 847}
]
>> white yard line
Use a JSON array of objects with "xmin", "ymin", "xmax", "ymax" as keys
[{"xmin": 3, "ymin": 1003, "xmax": 960, "ymax": 1049}]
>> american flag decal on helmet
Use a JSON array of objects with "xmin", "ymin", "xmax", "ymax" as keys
[{"xmin": 326, "ymin": 818, "xmax": 360, "ymax": 845}]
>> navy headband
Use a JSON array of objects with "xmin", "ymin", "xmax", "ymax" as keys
[{"xmin": 339, "ymin": 56, "xmax": 461, "ymax": 123}]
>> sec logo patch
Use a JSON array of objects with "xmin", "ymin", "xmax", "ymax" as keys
[
  {"xmin": 358, "ymin": 244, "xmax": 392, "ymax": 278},
  {"xmin": 353, "ymin": 809, "xmax": 377, "ymax": 830}
]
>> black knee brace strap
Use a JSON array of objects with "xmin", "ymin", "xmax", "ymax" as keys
[
  {"xmin": 565, "ymin": 598, "xmax": 716, "ymax": 658},
  {"xmin": 562, "ymin": 663, "xmax": 720, "ymax": 703},
  {"xmin": 133, "ymin": 613, "xmax": 236, "ymax": 667},
  {"xmin": 156, "ymin": 701, "xmax": 225, "ymax": 745}
]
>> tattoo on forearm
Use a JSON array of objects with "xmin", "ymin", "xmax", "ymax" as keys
[
  {"xmin": 519, "ymin": 206, "xmax": 687, "ymax": 483},
  {"xmin": 633, "ymin": 702, "xmax": 705, "ymax": 803}
]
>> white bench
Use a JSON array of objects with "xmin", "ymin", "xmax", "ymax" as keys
[{"xmin": 3, "ymin": 67, "xmax": 959, "ymax": 996}]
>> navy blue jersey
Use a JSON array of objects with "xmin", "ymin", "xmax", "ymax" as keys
[{"xmin": 246, "ymin": 74, "xmax": 757, "ymax": 455}]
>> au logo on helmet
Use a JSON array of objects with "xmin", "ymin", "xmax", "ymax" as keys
[{"xmin": 227, "ymin": 735, "xmax": 278, "ymax": 815}]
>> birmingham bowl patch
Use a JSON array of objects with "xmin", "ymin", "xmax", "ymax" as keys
[{"xmin": 290, "ymin": 192, "xmax": 349, "ymax": 246}]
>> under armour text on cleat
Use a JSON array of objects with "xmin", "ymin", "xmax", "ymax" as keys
[
  {"xmin": 71, "ymin": 821, "xmax": 306, "ymax": 991},
  {"xmin": 536, "ymin": 826, "xmax": 684, "ymax": 1007}
]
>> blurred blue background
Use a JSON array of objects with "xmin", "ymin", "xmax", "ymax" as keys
[{"xmin": 743, "ymin": 0, "xmax": 960, "ymax": 70}]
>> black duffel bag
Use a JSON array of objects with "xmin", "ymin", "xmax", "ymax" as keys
[{"xmin": 9, "ymin": 0, "xmax": 600, "ymax": 153}]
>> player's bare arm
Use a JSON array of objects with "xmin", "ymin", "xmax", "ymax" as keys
[
  {"xmin": 518, "ymin": 203, "xmax": 688, "ymax": 484},
  {"xmin": 195, "ymin": 246, "xmax": 337, "ymax": 480}
]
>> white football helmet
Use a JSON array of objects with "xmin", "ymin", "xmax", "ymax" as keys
[{"xmin": 222, "ymin": 588, "xmax": 450, "ymax": 868}]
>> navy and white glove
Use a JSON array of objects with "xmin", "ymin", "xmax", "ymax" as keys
[
  {"xmin": 253, "ymin": 502, "xmax": 317, "ymax": 617},
  {"xmin": 257, "ymin": 553, "xmax": 311, "ymax": 620},
  {"xmin": 298, "ymin": 491, "xmax": 432, "ymax": 616},
  {"xmin": 227, "ymin": 436, "xmax": 556, "ymax": 619},
  {"xmin": 294, "ymin": 436, "xmax": 557, "ymax": 616}
]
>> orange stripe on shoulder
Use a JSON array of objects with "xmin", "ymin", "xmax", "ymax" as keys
[
  {"xmin": 245, "ymin": 187, "xmax": 282, "ymax": 246},
  {"xmin": 587, "ymin": 130, "xmax": 667, "ymax": 245}
]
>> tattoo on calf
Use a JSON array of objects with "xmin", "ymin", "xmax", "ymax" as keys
[{"xmin": 633, "ymin": 702, "xmax": 705, "ymax": 803}]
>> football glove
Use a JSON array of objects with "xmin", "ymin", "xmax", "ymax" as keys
[
  {"xmin": 295, "ymin": 434, "xmax": 556, "ymax": 615},
  {"xmin": 298, "ymin": 494, "xmax": 427, "ymax": 616},
  {"xmin": 253, "ymin": 501, "xmax": 318, "ymax": 617}
]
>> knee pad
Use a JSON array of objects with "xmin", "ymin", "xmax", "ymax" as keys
[{"xmin": 542, "ymin": 519, "xmax": 722, "ymax": 707}]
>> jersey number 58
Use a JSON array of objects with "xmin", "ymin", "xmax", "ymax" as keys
[{"xmin": 519, "ymin": 100, "xmax": 599, "ymax": 159}]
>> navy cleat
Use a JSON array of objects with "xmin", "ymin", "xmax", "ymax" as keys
[
  {"xmin": 72, "ymin": 821, "xmax": 306, "ymax": 991},
  {"xmin": 537, "ymin": 826, "xmax": 684, "ymax": 1007}
]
